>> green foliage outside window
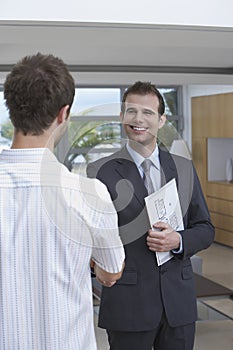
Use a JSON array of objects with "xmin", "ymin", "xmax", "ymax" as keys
[{"xmin": 1, "ymin": 119, "xmax": 13, "ymax": 140}]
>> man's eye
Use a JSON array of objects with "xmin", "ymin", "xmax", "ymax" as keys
[
  {"xmin": 144, "ymin": 111, "xmax": 153, "ymax": 115},
  {"xmin": 127, "ymin": 109, "xmax": 136, "ymax": 114}
]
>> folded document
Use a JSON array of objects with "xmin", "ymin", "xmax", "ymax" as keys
[{"xmin": 145, "ymin": 178, "xmax": 184, "ymax": 266}]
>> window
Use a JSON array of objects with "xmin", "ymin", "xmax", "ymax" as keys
[
  {"xmin": 61, "ymin": 88, "xmax": 122, "ymax": 173},
  {"xmin": 61, "ymin": 86, "xmax": 183, "ymax": 173},
  {"xmin": 0, "ymin": 85, "xmax": 183, "ymax": 170},
  {"xmin": 0, "ymin": 90, "xmax": 12, "ymax": 151}
]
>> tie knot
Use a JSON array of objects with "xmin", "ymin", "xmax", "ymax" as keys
[{"xmin": 141, "ymin": 159, "xmax": 153, "ymax": 173}]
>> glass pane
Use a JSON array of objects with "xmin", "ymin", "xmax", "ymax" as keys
[
  {"xmin": 65, "ymin": 120, "xmax": 122, "ymax": 174},
  {"xmin": 71, "ymin": 88, "xmax": 121, "ymax": 116},
  {"xmin": 66, "ymin": 88, "xmax": 122, "ymax": 173},
  {"xmin": 159, "ymin": 88, "xmax": 178, "ymax": 116},
  {"xmin": 0, "ymin": 91, "xmax": 12, "ymax": 150},
  {"xmin": 158, "ymin": 120, "xmax": 180, "ymax": 149}
]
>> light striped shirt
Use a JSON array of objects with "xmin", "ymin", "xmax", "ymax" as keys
[{"xmin": 0, "ymin": 148, "xmax": 125, "ymax": 350}]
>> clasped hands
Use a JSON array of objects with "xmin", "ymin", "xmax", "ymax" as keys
[
  {"xmin": 146, "ymin": 221, "xmax": 180, "ymax": 252},
  {"xmin": 90, "ymin": 260, "xmax": 124, "ymax": 288}
]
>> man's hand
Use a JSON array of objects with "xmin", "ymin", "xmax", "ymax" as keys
[
  {"xmin": 146, "ymin": 221, "xmax": 180, "ymax": 252},
  {"xmin": 90, "ymin": 260, "xmax": 124, "ymax": 288}
]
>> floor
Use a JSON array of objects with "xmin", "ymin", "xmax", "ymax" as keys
[{"xmin": 93, "ymin": 242, "xmax": 233, "ymax": 349}]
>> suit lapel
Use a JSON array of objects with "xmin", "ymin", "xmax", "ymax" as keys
[
  {"xmin": 113, "ymin": 147, "xmax": 147, "ymax": 207},
  {"xmin": 110, "ymin": 147, "xmax": 179, "ymax": 208},
  {"xmin": 159, "ymin": 148, "xmax": 179, "ymax": 188}
]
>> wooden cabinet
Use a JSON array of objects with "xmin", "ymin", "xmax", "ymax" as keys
[{"xmin": 192, "ymin": 93, "xmax": 233, "ymax": 247}]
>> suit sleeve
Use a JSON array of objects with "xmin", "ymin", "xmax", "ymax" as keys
[{"xmin": 178, "ymin": 164, "xmax": 215, "ymax": 259}]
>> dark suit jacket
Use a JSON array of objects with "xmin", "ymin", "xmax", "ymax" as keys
[{"xmin": 87, "ymin": 146, "xmax": 214, "ymax": 331}]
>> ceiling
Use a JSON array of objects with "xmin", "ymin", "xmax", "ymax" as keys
[{"xmin": 0, "ymin": 21, "xmax": 233, "ymax": 85}]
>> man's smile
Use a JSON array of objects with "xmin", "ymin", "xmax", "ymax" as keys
[{"xmin": 130, "ymin": 125, "xmax": 148, "ymax": 132}]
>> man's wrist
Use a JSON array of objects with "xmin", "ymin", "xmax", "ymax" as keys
[{"xmin": 172, "ymin": 232, "xmax": 183, "ymax": 254}]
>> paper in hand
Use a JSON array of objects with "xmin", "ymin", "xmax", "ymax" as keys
[{"xmin": 145, "ymin": 178, "xmax": 184, "ymax": 266}]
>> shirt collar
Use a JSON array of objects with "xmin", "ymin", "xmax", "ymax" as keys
[
  {"xmin": 0, "ymin": 148, "xmax": 58, "ymax": 164},
  {"xmin": 126, "ymin": 143, "xmax": 160, "ymax": 170}
]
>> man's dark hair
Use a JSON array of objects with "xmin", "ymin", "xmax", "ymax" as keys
[
  {"xmin": 121, "ymin": 81, "xmax": 165, "ymax": 116},
  {"xmin": 4, "ymin": 53, "xmax": 75, "ymax": 135}
]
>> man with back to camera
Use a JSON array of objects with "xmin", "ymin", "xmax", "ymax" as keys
[
  {"xmin": 87, "ymin": 81, "xmax": 215, "ymax": 350},
  {"xmin": 0, "ymin": 53, "xmax": 125, "ymax": 350}
]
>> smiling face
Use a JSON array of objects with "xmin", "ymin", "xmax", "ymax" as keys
[{"xmin": 121, "ymin": 93, "xmax": 166, "ymax": 156}]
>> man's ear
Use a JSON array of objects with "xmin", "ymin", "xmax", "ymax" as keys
[
  {"xmin": 158, "ymin": 114, "xmax": 166, "ymax": 129},
  {"xmin": 57, "ymin": 105, "xmax": 70, "ymax": 124},
  {"xmin": 120, "ymin": 111, "xmax": 124, "ymax": 122}
]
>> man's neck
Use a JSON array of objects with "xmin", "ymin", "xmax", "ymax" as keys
[
  {"xmin": 128, "ymin": 140, "xmax": 157, "ymax": 158},
  {"xmin": 11, "ymin": 131, "xmax": 54, "ymax": 151}
]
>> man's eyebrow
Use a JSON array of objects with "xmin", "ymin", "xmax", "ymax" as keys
[
  {"xmin": 125, "ymin": 106, "xmax": 137, "ymax": 111},
  {"xmin": 142, "ymin": 108, "xmax": 156, "ymax": 113}
]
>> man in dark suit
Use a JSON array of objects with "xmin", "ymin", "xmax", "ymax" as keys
[{"xmin": 87, "ymin": 81, "xmax": 214, "ymax": 350}]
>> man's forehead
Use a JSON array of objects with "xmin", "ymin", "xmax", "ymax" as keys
[
  {"xmin": 125, "ymin": 93, "xmax": 159, "ymax": 108},
  {"xmin": 125, "ymin": 101, "xmax": 157, "ymax": 112}
]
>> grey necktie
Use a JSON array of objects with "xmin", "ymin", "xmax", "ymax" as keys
[{"xmin": 141, "ymin": 159, "xmax": 155, "ymax": 195}]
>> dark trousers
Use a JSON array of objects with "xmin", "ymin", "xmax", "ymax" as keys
[{"xmin": 106, "ymin": 313, "xmax": 195, "ymax": 350}]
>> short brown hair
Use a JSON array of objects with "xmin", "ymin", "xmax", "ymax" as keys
[
  {"xmin": 121, "ymin": 81, "xmax": 165, "ymax": 116},
  {"xmin": 4, "ymin": 53, "xmax": 75, "ymax": 135}
]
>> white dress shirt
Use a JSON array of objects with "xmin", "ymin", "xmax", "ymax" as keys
[
  {"xmin": 126, "ymin": 143, "xmax": 161, "ymax": 190},
  {"xmin": 0, "ymin": 148, "xmax": 125, "ymax": 350}
]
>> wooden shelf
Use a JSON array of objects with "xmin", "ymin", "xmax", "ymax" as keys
[
  {"xmin": 208, "ymin": 181, "xmax": 233, "ymax": 186},
  {"xmin": 192, "ymin": 92, "xmax": 233, "ymax": 248}
]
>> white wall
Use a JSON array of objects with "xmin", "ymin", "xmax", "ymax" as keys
[
  {"xmin": 1, "ymin": 0, "xmax": 233, "ymax": 27},
  {"xmin": 208, "ymin": 138, "xmax": 233, "ymax": 181}
]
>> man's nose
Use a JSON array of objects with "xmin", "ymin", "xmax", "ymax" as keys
[{"xmin": 134, "ymin": 111, "xmax": 143, "ymax": 123}]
